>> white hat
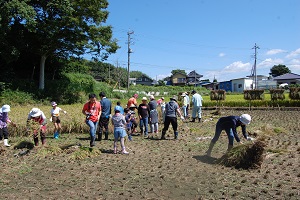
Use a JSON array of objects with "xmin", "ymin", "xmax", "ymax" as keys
[
  {"xmin": 239, "ymin": 114, "xmax": 251, "ymax": 125},
  {"xmin": 142, "ymin": 97, "xmax": 147, "ymax": 101},
  {"xmin": 29, "ymin": 108, "xmax": 42, "ymax": 117},
  {"xmin": 181, "ymin": 93, "xmax": 186, "ymax": 97},
  {"xmin": 149, "ymin": 95, "xmax": 154, "ymax": 99},
  {"xmin": 1, "ymin": 105, "xmax": 11, "ymax": 112},
  {"xmin": 51, "ymin": 101, "xmax": 57, "ymax": 106}
]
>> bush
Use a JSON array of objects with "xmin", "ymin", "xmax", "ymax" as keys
[{"xmin": 0, "ymin": 89, "xmax": 36, "ymax": 105}]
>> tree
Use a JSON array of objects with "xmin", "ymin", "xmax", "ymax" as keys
[
  {"xmin": 269, "ymin": 64, "xmax": 291, "ymax": 77},
  {"xmin": 130, "ymin": 71, "xmax": 153, "ymax": 80},
  {"xmin": 171, "ymin": 69, "xmax": 186, "ymax": 75},
  {"xmin": 1, "ymin": 0, "xmax": 119, "ymax": 89}
]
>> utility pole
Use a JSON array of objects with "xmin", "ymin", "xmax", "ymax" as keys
[
  {"xmin": 127, "ymin": 30, "xmax": 134, "ymax": 92},
  {"xmin": 252, "ymin": 43, "xmax": 260, "ymax": 89}
]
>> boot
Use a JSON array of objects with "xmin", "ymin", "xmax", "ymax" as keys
[
  {"xmin": 160, "ymin": 131, "xmax": 166, "ymax": 140},
  {"xmin": 4, "ymin": 139, "xmax": 10, "ymax": 147},
  {"xmin": 41, "ymin": 137, "xmax": 46, "ymax": 145},
  {"xmin": 198, "ymin": 118, "xmax": 201, "ymax": 123},
  {"xmin": 90, "ymin": 136, "xmax": 96, "ymax": 147},
  {"xmin": 174, "ymin": 132, "xmax": 178, "ymax": 140},
  {"xmin": 227, "ymin": 144, "xmax": 233, "ymax": 152},
  {"xmin": 190, "ymin": 118, "xmax": 195, "ymax": 122},
  {"xmin": 104, "ymin": 131, "xmax": 108, "ymax": 140},
  {"xmin": 34, "ymin": 137, "xmax": 39, "ymax": 146},
  {"xmin": 54, "ymin": 131, "xmax": 59, "ymax": 139},
  {"xmin": 97, "ymin": 132, "xmax": 102, "ymax": 141},
  {"xmin": 206, "ymin": 141, "xmax": 215, "ymax": 156}
]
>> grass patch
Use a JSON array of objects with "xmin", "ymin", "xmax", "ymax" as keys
[{"xmin": 68, "ymin": 146, "xmax": 101, "ymax": 160}]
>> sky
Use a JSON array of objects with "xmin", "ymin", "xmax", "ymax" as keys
[{"xmin": 103, "ymin": 0, "xmax": 300, "ymax": 82}]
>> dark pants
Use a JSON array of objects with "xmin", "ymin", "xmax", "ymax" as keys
[
  {"xmin": 0, "ymin": 127, "xmax": 9, "ymax": 139},
  {"xmin": 162, "ymin": 116, "xmax": 178, "ymax": 133}
]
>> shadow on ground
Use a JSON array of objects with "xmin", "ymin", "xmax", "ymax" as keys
[{"xmin": 193, "ymin": 155, "xmax": 218, "ymax": 164}]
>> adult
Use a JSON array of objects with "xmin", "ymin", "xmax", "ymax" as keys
[
  {"xmin": 82, "ymin": 93, "xmax": 101, "ymax": 147},
  {"xmin": 185, "ymin": 92, "xmax": 190, "ymax": 117},
  {"xmin": 161, "ymin": 97, "xmax": 184, "ymax": 140},
  {"xmin": 50, "ymin": 101, "xmax": 67, "ymax": 139},
  {"xmin": 148, "ymin": 95, "xmax": 159, "ymax": 135},
  {"xmin": 181, "ymin": 93, "xmax": 188, "ymax": 119},
  {"xmin": 206, "ymin": 114, "xmax": 252, "ymax": 156},
  {"xmin": 0, "ymin": 105, "xmax": 16, "ymax": 147},
  {"xmin": 127, "ymin": 93, "xmax": 138, "ymax": 108},
  {"xmin": 114, "ymin": 101, "xmax": 124, "ymax": 115},
  {"xmin": 138, "ymin": 97, "xmax": 150, "ymax": 138},
  {"xmin": 190, "ymin": 90, "xmax": 203, "ymax": 122},
  {"xmin": 97, "ymin": 92, "xmax": 111, "ymax": 141},
  {"xmin": 160, "ymin": 97, "xmax": 166, "ymax": 122},
  {"xmin": 27, "ymin": 108, "xmax": 47, "ymax": 146}
]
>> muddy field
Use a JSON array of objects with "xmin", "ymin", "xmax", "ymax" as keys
[{"xmin": 0, "ymin": 109, "xmax": 299, "ymax": 199}]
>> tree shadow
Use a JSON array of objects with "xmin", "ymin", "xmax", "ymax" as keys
[{"xmin": 192, "ymin": 155, "xmax": 218, "ymax": 165}]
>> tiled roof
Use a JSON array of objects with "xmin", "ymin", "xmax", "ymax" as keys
[{"xmin": 273, "ymin": 73, "xmax": 300, "ymax": 80}]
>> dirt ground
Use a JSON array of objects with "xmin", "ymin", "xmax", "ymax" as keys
[{"xmin": 0, "ymin": 109, "xmax": 299, "ymax": 200}]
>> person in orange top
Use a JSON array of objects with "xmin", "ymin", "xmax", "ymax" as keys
[
  {"xmin": 82, "ymin": 93, "xmax": 101, "ymax": 147},
  {"xmin": 127, "ymin": 94, "xmax": 138, "ymax": 108}
]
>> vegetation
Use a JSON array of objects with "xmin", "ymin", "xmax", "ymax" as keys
[{"xmin": 269, "ymin": 64, "xmax": 291, "ymax": 77}]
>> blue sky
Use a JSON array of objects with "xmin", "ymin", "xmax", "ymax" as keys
[{"xmin": 104, "ymin": 0, "xmax": 300, "ymax": 82}]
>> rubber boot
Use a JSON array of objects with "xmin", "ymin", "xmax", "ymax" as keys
[
  {"xmin": 41, "ymin": 137, "xmax": 46, "ymax": 145},
  {"xmin": 160, "ymin": 131, "xmax": 166, "ymax": 140},
  {"xmin": 90, "ymin": 136, "xmax": 96, "ymax": 147},
  {"xmin": 174, "ymin": 132, "xmax": 178, "ymax": 140},
  {"xmin": 190, "ymin": 118, "xmax": 195, "ymax": 122},
  {"xmin": 34, "ymin": 137, "xmax": 39, "ymax": 146},
  {"xmin": 198, "ymin": 118, "xmax": 201, "ymax": 123},
  {"xmin": 227, "ymin": 144, "xmax": 233, "ymax": 152},
  {"xmin": 206, "ymin": 141, "xmax": 215, "ymax": 156},
  {"xmin": 54, "ymin": 131, "xmax": 59, "ymax": 139},
  {"xmin": 4, "ymin": 139, "xmax": 10, "ymax": 147},
  {"xmin": 97, "ymin": 132, "xmax": 102, "ymax": 141},
  {"xmin": 104, "ymin": 131, "xmax": 108, "ymax": 140}
]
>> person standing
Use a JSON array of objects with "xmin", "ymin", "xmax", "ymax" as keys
[
  {"xmin": 111, "ymin": 107, "xmax": 129, "ymax": 154},
  {"xmin": 0, "ymin": 105, "xmax": 16, "ymax": 147},
  {"xmin": 27, "ymin": 108, "xmax": 47, "ymax": 146},
  {"xmin": 206, "ymin": 114, "xmax": 252, "ymax": 156},
  {"xmin": 97, "ymin": 92, "xmax": 111, "ymax": 141},
  {"xmin": 127, "ymin": 94, "xmax": 138, "ymax": 108},
  {"xmin": 161, "ymin": 97, "xmax": 184, "ymax": 140},
  {"xmin": 181, "ymin": 93, "xmax": 188, "ymax": 119},
  {"xmin": 50, "ymin": 101, "xmax": 67, "ymax": 139},
  {"xmin": 185, "ymin": 92, "xmax": 190, "ymax": 118},
  {"xmin": 148, "ymin": 95, "xmax": 159, "ymax": 136},
  {"xmin": 82, "ymin": 94, "xmax": 101, "ymax": 147},
  {"xmin": 138, "ymin": 97, "xmax": 150, "ymax": 138},
  {"xmin": 190, "ymin": 90, "xmax": 203, "ymax": 122}
]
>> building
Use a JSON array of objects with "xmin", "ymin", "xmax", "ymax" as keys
[
  {"xmin": 186, "ymin": 70, "xmax": 203, "ymax": 86},
  {"xmin": 219, "ymin": 80, "xmax": 232, "ymax": 92},
  {"xmin": 231, "ymin": 78, "xmax": 253, "ymax": 93},
  {"xmin": 135, "ymin": 76, "xmax": 153, "ymax": 86},
  {"xmin": 171, "ymin": 72, "xmax": 186, "ymax": 86},
  {"xmin": 273, "ymin": 73, "xmax": 300, "ymax": 85}
]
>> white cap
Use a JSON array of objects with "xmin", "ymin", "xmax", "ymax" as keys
[
  {"xmin": 29, "ymin": 108, "xmax": 42, "ymax": 117},
  {"xmin": 240, "ymin": 114, "xmax": 251, "ymax": 125},
  {"xmin": 1, "ymin": 105, "xmax": 11, "ymax": 112},
  {"xmin": 142, "ymin": 97, "xmax": 147, "ymax": 101},
  {"xmin": 149, "ymin": 95, "xmax": 154, "ymax": 99}
]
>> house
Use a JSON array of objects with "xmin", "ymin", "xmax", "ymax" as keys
[
  {"xmin": 201, "ymin": 82, "xmax": 218, "ymax": 90},
  {"xmin": 129, "ymin": 78, "xmax": 136, "ymax": 85},
  {"xmin": 272, "ymin": 73, "xmax": 300, "ymax": 85},
  {"xmin": 171, "ymin": 72, "xmax": 186, "ymax": 86},
  {"xmin": 186, "ymin": 70, "xmax": 203, "ymax": 86},
  {"xmin": 219, "ymin": 80, "xmax": 232, "ymax": 92},
  {"xmin": 231, "ymin": 78, "xmax": 253, "ymax": 93},
  {"xmin": 135, "ymin": 76, "xmax": 153, "ymax": 86}
]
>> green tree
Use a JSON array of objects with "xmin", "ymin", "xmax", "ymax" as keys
[
  {"xmin": 269, "ymin": 64, "xmax": 291, "ymax": 77},
  {"xmin": 130, "ymin": 71, "xmax": 153, "ymax": 80},
  {"xmin": 1, "ymin": 0, "xmax": 119, "ymax": 90},
  {"xmin": 171, "ymin": 69, "xmax": 186, "ymax": 75}
]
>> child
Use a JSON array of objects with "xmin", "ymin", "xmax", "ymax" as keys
[
  {"xmin": 114, "ymin": 101, "xmax": 124, "ymax": 115},
  {"xmin": 0, "ymin": 105, "xmax": 16, "ymax": 147},
  {"xmin": 50, "ymin": 101, "xmax": 67, "ymax": 139},
  {"xmin": 124, "ymin": 108, "xmax": 133, "ymax": 141},
  {"xmin": 111, "ymin": 107, "xmax": 129, "ymax": 154},
  {"xmin": 27, "ymin": 108, "xmax": 47, "ymax": 146},
  {"xmin": 129, "ymin": 104, "xmax": 138, "ymax": 134}
]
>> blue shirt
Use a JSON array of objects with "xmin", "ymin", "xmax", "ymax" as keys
[
  {"xmin": 100, "ymin": 97, "xmax": 111, "ymax": 118},
  {"xmin": 165, "ymin": 100, "xmax": 179, "ymax": 118},
  {"xmin": 217, "ymin": 116, "xmax": 248, "ymax": 142},
  {"xmin": 114, "ymin": 105, "xmax": 124, "ymax": 115}
]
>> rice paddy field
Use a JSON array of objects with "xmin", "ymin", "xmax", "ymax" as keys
[{"xmin": 0, "ymin": 102, "xmax": 299, "ymax": 199}]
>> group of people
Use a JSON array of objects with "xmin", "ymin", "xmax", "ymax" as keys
[{"xmin": 0, "ymin": 89, "xmax": 253, "ymax": 157}]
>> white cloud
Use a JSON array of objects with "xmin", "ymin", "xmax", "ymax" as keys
[
  {"xmin": 219, "ymin": 53, "xmax": 225, "ymax": 57},
  {"xmin": 286, "ymin": 48, "xmax": 300, "ymax": 58},
  {"xmin": 266, "ymin": 49, "xmax": 286, "ymax": 55},
  {"xmin": 289, "ymin": 59, "xmax": 300, "ymax": 74},
  {"xmin": 155, "ymin": 73, "xmax": 172, "ymax": 81},
  {"xmin": 223, "ymin": 61, "xmax": 251, "ymax": 73},
  {"xmin": 257, "ymin": 58, "xmax": 284, "ymax": 69}
]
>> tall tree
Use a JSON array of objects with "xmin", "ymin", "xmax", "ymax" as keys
[
  {"xmin": 1, "ymin": 0, "xmax": 119, "ymax": 89},
  {"xmin": 269, "ymin": 64, "xmax": 291, "ymax": 77},
  {"xmin": 171, "ymin": 69, "xmax": 186, "ymax": 75}
]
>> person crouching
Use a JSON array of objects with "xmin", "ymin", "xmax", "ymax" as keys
[{"xmin": 27, "ymin": 108, "xmax": 47, "ymax": 146}]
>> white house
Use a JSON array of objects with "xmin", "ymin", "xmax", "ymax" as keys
[{"xmin": 231, "ymin": 78, "xmax": 253, "ymax": 93}]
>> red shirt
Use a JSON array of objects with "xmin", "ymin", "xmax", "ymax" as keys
[
  {"xmin": 127, "ymin": 97, "xmax": 137, "ymax": 108},
  {"xmin": 82, "ymin": 101, "xmax": 101, "ymax": 122}
]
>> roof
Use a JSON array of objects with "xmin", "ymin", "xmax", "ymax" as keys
[
  {"xmin": 273, "ymin": 73, "xmax": 300, "ymax": 80},
  {"xmin": 187, "ymin": 70, "xmax": 203, "ymax": 78}
]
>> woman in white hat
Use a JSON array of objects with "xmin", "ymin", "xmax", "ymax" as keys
[
  {"xmin": 0, "ymin": 105, "xmax": 16, "ymax": 147},
  {"xmin": 27, "ymin": 108, "xmax": 47, "ymax": 146},
  {"xmin": 50, "ymin": 101, "xmax": 67, "ymax": 139}
]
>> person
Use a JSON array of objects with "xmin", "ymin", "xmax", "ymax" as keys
[
  {"xmin": 148, "ymin": 95, "xmax": 159, "ymax": 137},
  {"xmin": 50, "ymin": 101, "xmax": 67, "ymax": 139},
  {"xmin": 190, "ymin": 90, "xmax": 203, "ymax": 122},
  {"xmin": 185, "ymin": 92, "xmax": 190, "ymax": 118},
  {"xmin": 114, "ymin": 101, "xmax": 124, "ymax": 115},
  {"xmin": 82, "ymin": 93, "xmax": 101, "ymax": 147},
  {"xmin": 129, "ymin": 104, "xmax": 138, "ymax": 134},
  {"xmin": 26, "ymin": 108, "xmax": 47, "ymax": 146},
  {"xmin": 124, "ymin": 108, "xmax": 133, "ymax": 141},
  {"xmin": 97, "ymin": 92, "xmax": 111, "ymax": 141},
  {"xmin": 159, "ymin": 97, "xmax": 166, "ymax": 123},
  {"xmin": 0, "ymin": 105, "xmax": 16, "ymax": 147},
  {"xmin": 161, "ymin": 97, "xmax": 184, "ymax": 140},
  {"xmin": 111, "ymin": 107, "xmax": 129, "ymax": 154},
  {"xmin": 127, "ymin": 93, "xmax": 138, "ymax": 108},
  {"xmin": 138, "ymin": 97, "xmax": 150, "ymax": 138},
  {"xmin": 206, "ymin": 114, "xmax": 252, "ymax": 156},
  {"xmin": 181, "ymin": 92, "xmax": 188, "ymax": 119}
]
